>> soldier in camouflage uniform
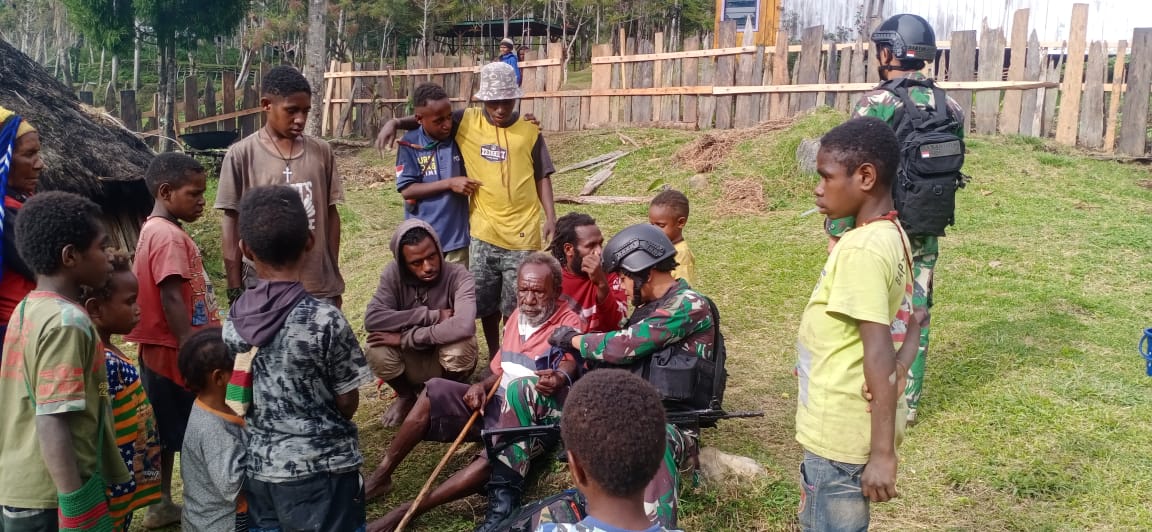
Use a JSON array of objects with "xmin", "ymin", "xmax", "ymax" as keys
[
  {"xmin": 550, "ymin": 224, "xmax": 714, "ymax": 528},
  {"xmin": 827, "ymin": 13, "xmax": 965, "ymax": 423}
]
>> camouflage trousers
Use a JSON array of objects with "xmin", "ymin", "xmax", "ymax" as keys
[
  {"xmin": 905, "ymin": 235, "xmax": 937, "ymax": 422},
  {"xmin": 827, "ymin": 218, "xmax": 937, "ymax": 421},
  {"xmin": 498, "ymin": 376, "xmax": 699, "ymax": 528}
]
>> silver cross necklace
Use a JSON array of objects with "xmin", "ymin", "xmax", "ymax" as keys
[{"xmin": 265, "ymin": 129, "xmax": 299, "ymax": 183}]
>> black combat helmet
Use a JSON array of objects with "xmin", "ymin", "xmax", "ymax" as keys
[
  {"xmin": 601, "ymin": 224, "xmax": 677, "ymax": 275},
  {"xmin": 871, "ymin": 13, "xmax": 937, "ymax": 64}
]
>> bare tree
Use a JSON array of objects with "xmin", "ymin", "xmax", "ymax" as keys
[{"xmin": 303, "ymin": 0, "xmax": 327, "ymax": 136}]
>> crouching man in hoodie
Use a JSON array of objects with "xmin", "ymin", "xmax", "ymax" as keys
[
  {"xmin": 365, "ymin": 220, "xmax": 479, "ymax": 426},
  {"xmin": 223, "ymin": 185, "xmax": 373, "ymax": 531}
]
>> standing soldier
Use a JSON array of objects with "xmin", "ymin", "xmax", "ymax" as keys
[{"xmin": 827, "ymin": 13, "xmax": 965, "ymax": 424}]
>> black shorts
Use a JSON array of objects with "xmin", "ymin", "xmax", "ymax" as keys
[
  {"xmin": 139, "ymin": 363, "xmax": 195, "ymax": 451},
  {"xmin": 424, "ymin": 378, "xmax": 503, "ymax": 443},
  {"xmin": 246, "ymin": 471, "xmax": 365, "ymax": 532}
]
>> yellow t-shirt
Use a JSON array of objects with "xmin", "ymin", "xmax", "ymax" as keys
[
  {"xmin": 795, "ymin": 218, "xmax": 912, "ymax": 464},
  {"xmin": 672, "ymin": 240, "xmax": 698, "ymax": 286},
  {"xmin": 456, "ymin": 108, "xmax": 546, "ymax": 251}
]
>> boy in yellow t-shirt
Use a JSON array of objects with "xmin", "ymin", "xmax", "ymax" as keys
[
  {"xmin": 377, "ymin": 62, "xmax": 557, "ymax": 358},
  {"xmin": 794, "ymin": 117, "xmax": 922, "ymax": 531},
  {"xmin": 648, "ymin": 189, "xmax": 697, "ymax": 286}
]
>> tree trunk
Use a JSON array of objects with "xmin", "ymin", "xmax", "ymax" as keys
[
  {"xmin": 97, "ymin": 47, "xmax": 105, "ymax": 90},
  {"xmin": 133, "ymin": 33, "xmax": 140, "ymax": 91},
  {"xmin": 158, "ymin": 41, "xmax": 177, "ymax": 152},
  {"xmin": 110, "ymin": 55, "xmax": 118, "ymax": 90},
  {"xmin": 303, "ymin": 0, "xmax": 328, "ymax": 137}
]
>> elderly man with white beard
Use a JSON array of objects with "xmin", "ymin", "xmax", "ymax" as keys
[{"xmin": 365, "ymin": 252, "xmax": 585, "ymax": 532}]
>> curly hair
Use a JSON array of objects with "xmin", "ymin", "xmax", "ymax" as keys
[
  {"xmin": 561, "ymin": 369, "xmax": 667, "ymax": 497},
  {"xmin": 15, "ymin": 191, "xmax": 104, "ymax": 276},
  {"xmin": 145, "ymin": 152, "xmax": 204, "ymax": 197},
  {"xmin": 262, "ymin": 65, "xmax": 312, "ymax": 98},
  {"xmin": 79, "ymin": 249, "xmax": 131, "ymax": 302},
  {"xmin": 413, "ymin": 82, "xmax": 449, "ymax": 109},
  {"xmin": 820, "ymin": 117, "xmax": 900, "ymax": 187},
  {"xmin": 238, "ymin": 185, "xmax": 310, "ymax": 267},
  {"xmin": 517, "ymin": 252, "xmax": 562, "ymax": 295},
  {"xmin": 398, "ymin": 226, "xmax": 434, "ymax": 250},
  {"xmin": 178, "ymin": 328, "xmax": 233, "ymax": 394},
  {"xmin": 547, "ymin": 212, "xmax": 596, "ymax": 266},
  {"xmin": 650, "ymin": 189, "xmax": 690, "ymax": 219}
]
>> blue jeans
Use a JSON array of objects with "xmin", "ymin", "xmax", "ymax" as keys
[{"xmin": 798, "ymin": 451, "xmax": 869, "ymax": 532}]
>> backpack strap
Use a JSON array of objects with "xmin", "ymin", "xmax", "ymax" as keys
[
  {"xmin": 701, "ymin": 294, "xmax": 726, "ymax": 411},
  {"xmin": 881, "ymin": 77, "xmax": 956, "ymax": 135}
]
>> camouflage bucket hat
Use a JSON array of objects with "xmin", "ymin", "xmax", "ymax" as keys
[{"xmin": 475, "ymin": 62, "xmax": 524, "ymax": 101}]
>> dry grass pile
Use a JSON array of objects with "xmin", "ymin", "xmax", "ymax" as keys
[
  {"xmin": 337, "ymin": 146, "xmax": 394, "ymax": 187},
  {"xmin": 673, "ymin": 117, "xmax": 797, "ymax": 173},
  {"xmin": 717, "ymin": 178, "xmax": 766, "ymax": 215}
]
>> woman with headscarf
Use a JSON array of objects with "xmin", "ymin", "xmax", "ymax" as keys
[{"xmin": 0, "ymin": 106, "xmax": 43, "ymax": 344}]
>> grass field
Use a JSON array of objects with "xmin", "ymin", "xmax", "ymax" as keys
[{"xmin": 141, "ymin": 108, "xmax": 1152, "ymax": 531}]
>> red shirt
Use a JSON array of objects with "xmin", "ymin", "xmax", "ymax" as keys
[
  {"xmin": 560, "ymin": 270, "xmax": 627, "ymax": 333},
  {"xmin": 126, "ymin": 217, "xmax": 220, "ymax": 379},
  {"xmin": 0, "ymin": 196, "xmax": 34, "ymax": 327}
]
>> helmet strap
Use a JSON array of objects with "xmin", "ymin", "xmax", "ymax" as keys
[{"xmin": 626, "ymin": 271, "xmax": 649, "ymax": 307}]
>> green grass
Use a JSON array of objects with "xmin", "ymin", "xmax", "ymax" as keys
[{"xmin": 152, "ymin": 109, "xmax": 1152, "ymax": 530}]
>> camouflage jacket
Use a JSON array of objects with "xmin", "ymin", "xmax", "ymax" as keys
[
  {"xmin": 852, "ymin": 72, "xmax": 966, "ymax": 138},
  {"xmin": 577, "ymin": 279, "xmax": 715, "ymax": 365},
  {"xmin": 537, "ymin": 517, "xmax": 681, "ymax": 532}
]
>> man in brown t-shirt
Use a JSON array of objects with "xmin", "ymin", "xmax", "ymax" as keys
[{"xmin": 215, "ymin": 66, "xmax": 345, "ymax": 307}]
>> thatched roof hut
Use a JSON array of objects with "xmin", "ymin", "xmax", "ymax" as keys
[{"xmin": 0, "ymin": 38, "xmax": 154, "ymax": 250}]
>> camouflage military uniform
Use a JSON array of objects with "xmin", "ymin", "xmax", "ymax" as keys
[
  {"xmin": 577, "ymin": 279, "xmax": 713, "ymax": 527},
  {"xmin": 827, "ymin": 71, "xmax": 965, "ymax": 422},
  {"xmin": 537, "ymin": 516, "xmax": 682, "ymax": 532}
]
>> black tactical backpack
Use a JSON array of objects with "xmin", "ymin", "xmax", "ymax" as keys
[{"xmin": 882, "ymin": 76, "xmax": 967, "ymax": 237}]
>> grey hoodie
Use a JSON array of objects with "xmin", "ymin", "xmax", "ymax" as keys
[{"xmin": 364, "ymin": 219, "xmax": 476, "ymax": 350}]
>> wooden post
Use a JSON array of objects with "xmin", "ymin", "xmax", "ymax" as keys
[
  {"xmin": 835, "ymin": 48, "xmax": 854, "ymax": 112},
  {"xmin": 1055, "ymin": 3, "xmax": 1089, "ymax": 145},
  {"xmin": 241, "ymin": 83, "xmax": 259, "ymax": 137},
  {"xmin": 795, "ymin": 26, "xmax": 823, "ymax": 113},
  {"xmin": 104, "ymin": 83, "xmax": 117, "ymax": 115},
  {"xmin": 769, "ymin": 30, "xmax": 789, "ymax": 120},
  {"xmin": 119, "ymin": 90, "xmax": 139, "ymax": 132},
  {"xmin": 1118, "ymin": 28, "xmax": 1152, "ymax": 156},
  {"xmin": 322, "ymin": 59, "xmax": 337, "ymax": 136},
  {"xmin": 1103, "ymin": 40, "xmax": 1128, "ymax": 152},
  {"xmin": 222, "ymin": 71, "xmax": 237, "ymax": 131},
  {"xmin": 546, "ymin": 42, "xmax": 563, "ymax": 131},
  {"xmin": 682, "ymin": 36, "xmax": 700, "ymax": 125},
  {"xmin": 79, "ymin": 91, "xmax": 94, "ymax": 105},
  {"xmin": 622, "ymin": 36, "xmax": 636, "ymax": 123},
  {"xmin": 950, "ymin": 31, "xmax": 977, "ymax": 134},
  {"xmin": 824, "ymin": 44, "xmax": 839, "ymax": 108},
  {"xmin": 183, "ymin": 76, "xmax": 199, "ymax": 133},
  {"xmin": 631, "ymin": 39, "xmax": 654, "ymax": 123},
  {"xmin": 999, "ymin": 8, "xmax": 1030, "ymax": 134},
  {"xmin": 713, "ymin": 21, "xmax": 739, "ymax": 129},
  {"xmin": 1078, "ymin": 41, "xmax": 1107, "ymax": 149},
  {"xmin": 653, "ymin": 32, "xmax": 665, "ymax": 123},
  {"xmin": 1040, "ymin": 51, "xmax": 1063, "ymax": 137},
  {"xmin": 696, "ymin": 46, "xmax": 717, "ymax": 129},
  {"xmin": 1019, "ymin": 31, "xmax": 1042, "ymax": 137},
  {"xmin": 975, "ymin": 26, "xmax": 1005, "ymax": 135},
  {"xmin": 202, "ymin": 75, "xmax": 217, "ymax": 128},
  {"xmin": 733, "ymin": 46, "xmax": 763, "ymax": 128}
]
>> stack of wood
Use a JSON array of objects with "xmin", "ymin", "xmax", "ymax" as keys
[{"xmin": 554, "ymin": 150, "xmax": 651, "ymax": 205}]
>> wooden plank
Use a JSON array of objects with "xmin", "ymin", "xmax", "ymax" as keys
[
  {"xmin": 632, "ymin": 39, "xmax": 655, "ymax": 123},
  {"xmin": 623, "ymin": 36, "xmax": 635, "ymax": 123},
  {"xmin": 119, "ymin": 90, "xmax": 139, "ymax": 132},
  {"xmin": 1078, "ymin": 41, "xmax": 1107, "ymax": 149},
  {"xmin": 78, "ymin": 91, "xmax": 94, "ymax": 105},
  {"xmin": 183, "ymin": 76, "xmax": 199, "ymax": 131},
  {"xmin": 322, "ymin": 59, "xmax": 337, "ymax": 136},
  {"xmin": 563, "ymin": 96, "xmax": 581, "ymax": 131},
  {"xmin": 653, "ymin": 33, "xmax": 665, "ymax": 123},
  {"xmin": 662, "ymin": 38, "xmax": 680, "ymax": 123},
  {"xmin": 682, "ymin": 36, "xmax": 700, "ymax": 125},
  {"xmin": 579, "ymin": 162, "xmax": 617, "ymax": 196},
  {"xmin": 338, "ymin": 62, "xmax": 354, "ymax": 137},
  {"xmin": 795, "ymin": 26, "xmax": 823, "ymax": 112},
  {"xmin": 836, "ymin": 48, "xmax": 854, "ymax": 111},
  {"xmin": 759, "ymin": 47, "xmax": 773, "ymax": 118},
  {"xmin": 769, "ymin": 30, "xmax": 790, "ymax": 120},
  {"xmin": 555, "ymin": 195, "xmax": 649, "ymax": 205},
  {"xmin": 999, "ymin": 8, "xmax": 1030, "ymax": 134},
  {"xmin": 430, "ymin": 53, "xmax": 446, "ymax": 87},
  {"xmin": 322, "ymin": 59, "xmax": 563, "ymax": 78},
  {"xmin": 590, "ymin": 45, "xmax": 757, "ymax": 64},
  {"xmin": 222, "ymin": 72, "xmax": 237, "ymax": 114},
  {"xmin": 589, "ymin": 44, "xmax": 612, "ymax": 126},
  {"xmin": 545, "ymin": 42, "xmax": 564, "ymax": 131},
  {"xmin": 520, "ymin": 51, "xmax": 538, "ymax": 116},
  {"xmin": 104, "ymin": 83, "xmax": 118, "ymax": 114},
  {"xmin": 1118, "ymin": 28, "xmax": 1152, "ymax": 156},
  {"xmin": 1055, "ymin": 3, "xmax": 1090, "ymax": 145},
  {"xmin": 696, "ymin": 48, "xmax": 717, "ymax": 129},
  {"xmin": 534, "ymin": 50, "xmax": 549, "ymax": 121},
  {"xmin": 733, "ymin": 46, "xmax": 762, "ymax": 128},
  {"xmin": 458, "ymin": 55, "xmax": 476, "ymax": 110},
  {"xmin": 824, "ymin": 44, "xmax": 839, "ymax": 108},
  {"xmin": 714, "ymin": 21, "xmax": 738, "ymax": 129},
  {"xmin": 1103, "ymin": 40, "xmax": 1128, "ymax": 152},
  {"xmin": 202, "ymin": 76, "xmax": 217, "ymax": 120},
  {"xmin": 849, "ymin": 41, "xmax": 867, "ymax": 105},
  {"xmin": 975, "ymin": 26, "xmax": 1006, "ymax": 135},
  {"xmin": 180, "ymin": 107, "xmax": 263, "ymax": 130},
  {"xmin": 554, "ymin": 150, "xmax": 628, "ymax": 174},
  {"xmin": 1019, "ymin": 31, "xmax": 1041, "ymax": 136},
  {"xmin": 240, "ymin": 83, "xmax": 259, "ymax": 137},
  {"xmin": 713, "ymin": 80, "xmax": 1057, "ymax": 95},
  {"xmin": 1041, "ymin": 50, "xmax": 1064, "ymax": 138},
  {"xmin": 950, "ymin": 31, "xmax": 977, "ymax": 134}
]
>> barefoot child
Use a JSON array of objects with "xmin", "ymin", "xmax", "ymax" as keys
[
  {"xmin": 225, "ymin": 185, "xmax": 371, "ymax": 531},
  {"xmin": 795, "ymin": 117, "xmax": 921, "ymax": 530},
  {"xmin": 538, "ymin": 370, "xmax": 681, "ymax": 532},
  {"xmin": 179, "ymin": 328, "xmax": 248, "ymax": 532},
  {"xmin": 127, "ymin": 152, "xmax": 220, "ymax": 528},
  {"xmin": 0, "ymin": 191, "xmax": 128, "ymax": 530},
  {"xmin": 647, "ymin": 190, "xmax": 697, "ymax": 286},
  {"xmin": 82, "ymin": 251, "xmax": 162, "ymax": 530}
]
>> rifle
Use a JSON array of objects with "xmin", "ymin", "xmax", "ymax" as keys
[
  {"xmin": 481, "ymin": 424, "xmax": 562, "ymax": 464},
  {"xmin": 665, "ymin": 409, "xmax": 764, "ymax": 429}
]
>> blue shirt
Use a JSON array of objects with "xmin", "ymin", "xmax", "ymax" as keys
[
  {"xmin": 500, "ymin": 52, "xmax": 523, "ymax": 85},
  {"xmin": 395, "ymin": 127, "xmax": 470, "ymax": 253}
]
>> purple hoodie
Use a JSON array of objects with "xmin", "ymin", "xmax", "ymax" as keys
[
  {"xmin": 363, "ymin": 219, "xmax": 476, "ymax": 350},
  {"xmin": 228, "ymin": 280, "xmax": 309, "ymax": 347}
]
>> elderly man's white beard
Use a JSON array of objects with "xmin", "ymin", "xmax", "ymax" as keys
[{"xmin": 519, "ymin": 301, "xmax": 557, "ymax": 329}]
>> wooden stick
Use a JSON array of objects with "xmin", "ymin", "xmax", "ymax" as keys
[
  {"xmin": 553, "ymin": 150, "xmax": 627, "ymax": 175},
  {"xmin": 556, "ymin": 195, "xmax": 650, "ymax": 205},
  {"xmin": 579, "ymin": 162, "xmax": 617, "ymax": 196},
  {"xmin": 395, "ymin": 378, "xmax": 501, "ymax": 532}
]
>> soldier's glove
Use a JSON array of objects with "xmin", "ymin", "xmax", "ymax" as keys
[{"xmin": 547, "ymin": 326, "xmax": 581, "ymax": 356}]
